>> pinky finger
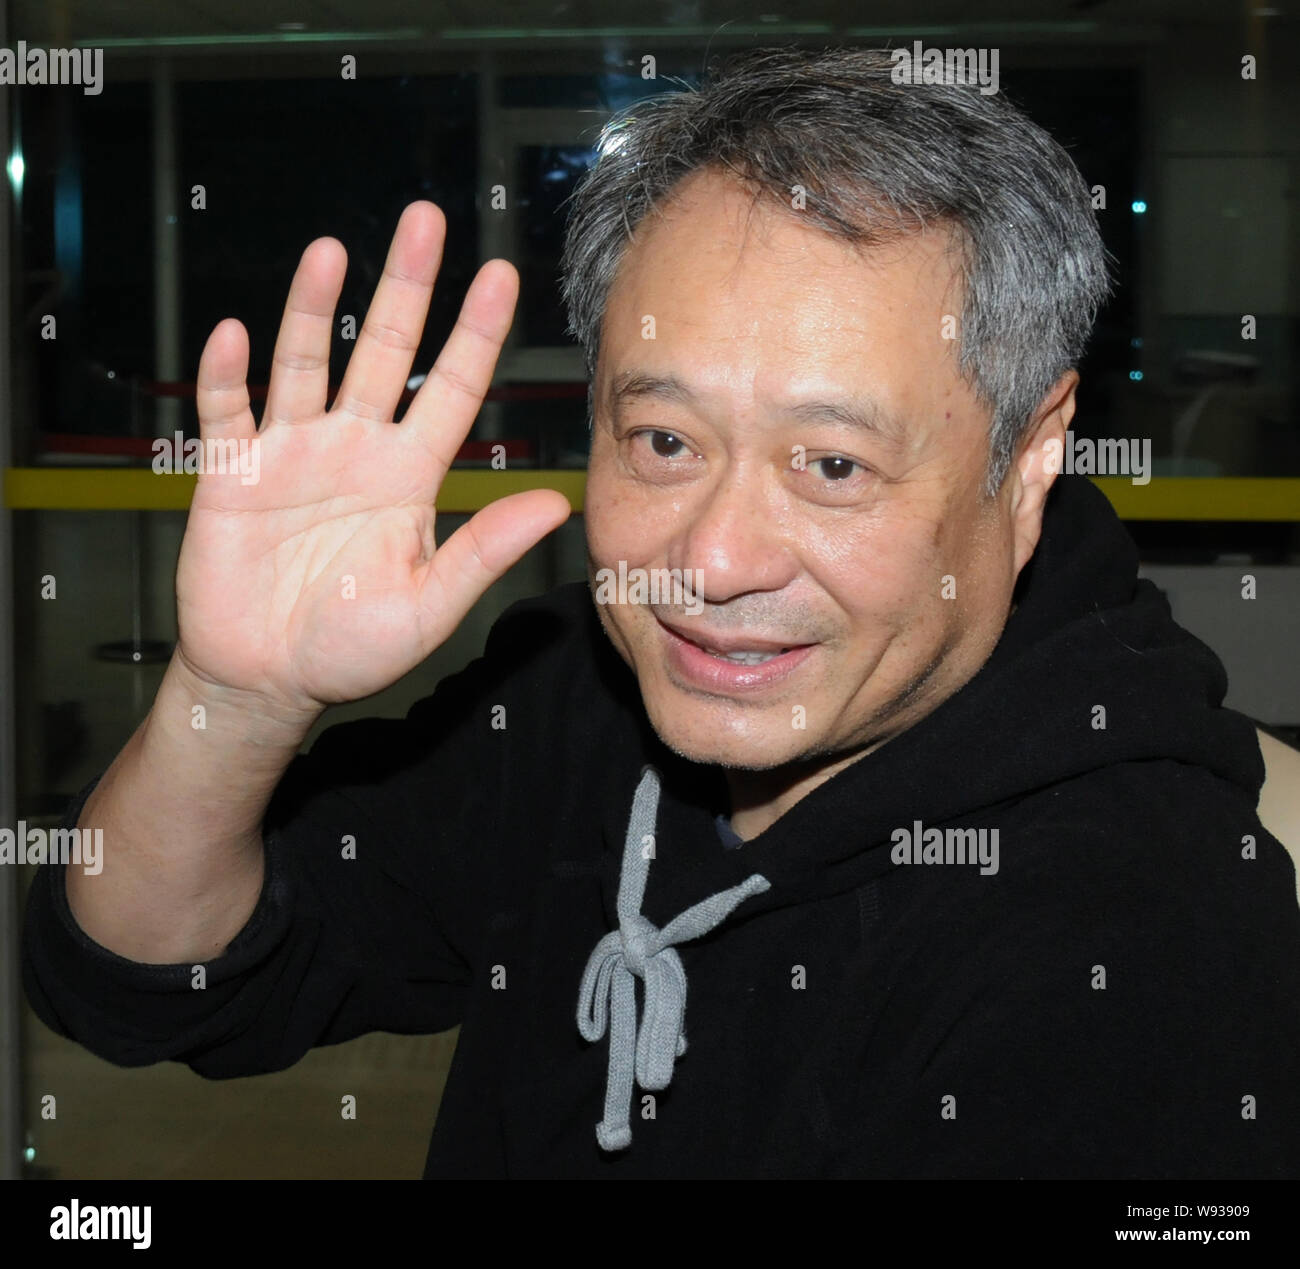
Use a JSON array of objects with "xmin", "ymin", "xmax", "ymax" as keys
[{"xmin": 196, "ymin": 318, "xmax": 258, "ymax": 444}]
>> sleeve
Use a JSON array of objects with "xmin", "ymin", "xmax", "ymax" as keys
[{"xmin": 20, "ymin": 620, "xmax": 518, "ymax": 1081}]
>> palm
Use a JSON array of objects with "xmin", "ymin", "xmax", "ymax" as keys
[{"xmin": 175, "ymin": 203, "xmax": 570, "ymax": 713}]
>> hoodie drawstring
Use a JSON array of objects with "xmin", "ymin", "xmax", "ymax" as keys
[{"xmin": 576, "ymin": 766, "xmax": 770, "ymax": 1151}]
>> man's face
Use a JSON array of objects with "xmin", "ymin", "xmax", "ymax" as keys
[{"xmin": 584, "ymin": 168, "xmax": 1040, "ymax": 772}]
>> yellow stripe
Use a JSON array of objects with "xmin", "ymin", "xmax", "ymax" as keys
[
  {"xmin": 2, "ymin": 468, "xmax": 587, "ymax": 513},
  {"xmin": 3, "ymin": 469, "xmax": 1299, "ymax": 520},
  {"xmin": 1090, "ymin": 477, "xmax": 1300, "ymax": 521}
]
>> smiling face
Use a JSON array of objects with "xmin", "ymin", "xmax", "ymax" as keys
[{"xmin": 584, "ymin": 167, "xmax": 1070, "ymax": 786}]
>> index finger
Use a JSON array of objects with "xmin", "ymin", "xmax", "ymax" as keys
[{"xmin": 402, "ymin": 257, "xmax": 519, "ymax": 473}]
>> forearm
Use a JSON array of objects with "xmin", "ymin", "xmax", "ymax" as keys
[{"xmin": 65, "ymin": 652, "xmax": 321, "ymax": 965}]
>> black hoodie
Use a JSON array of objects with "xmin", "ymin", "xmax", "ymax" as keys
[{"xmin": 22, "ymin": 475, "xmax": 1300, "ymax": 1177}]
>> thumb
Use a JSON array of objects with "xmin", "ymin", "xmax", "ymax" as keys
[{"xmin": 419, "ymin": 489, "xmax": 572, "ymax": 635}]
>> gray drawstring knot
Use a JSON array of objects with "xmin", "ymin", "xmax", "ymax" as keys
[{"xmin": 576, "ymin": 766, "xmax": 770, "ymax": 1152}]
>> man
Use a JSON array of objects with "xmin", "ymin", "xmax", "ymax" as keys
[{"xmin": 22, "ymin": 47, "xmax": 1300, "ymax": 1177}]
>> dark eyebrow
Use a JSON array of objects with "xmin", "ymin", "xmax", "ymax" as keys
[
  {"xmin": 609, "ymin": 370, "xmax": 908, "ymax": 450},
  {"xmin": 785, "ymin": 396, "xmax": 909, "ymax": 450},
  {"xmin": 609, "ymin": 371, "xmax": 693, "ymax": 410}
]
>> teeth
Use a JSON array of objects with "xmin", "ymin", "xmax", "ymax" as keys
[{"xmin": 705, "ymin": 647, "xmax": 783, "ymax": 665}]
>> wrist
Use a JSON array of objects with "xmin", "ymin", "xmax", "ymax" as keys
[{"xmin": 168, "ymin": 648, "xmax": 325, "ymax": 742}]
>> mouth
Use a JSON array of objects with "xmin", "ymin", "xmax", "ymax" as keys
[{"xmin": 655, "ymin": 615, "xmax": 817, "ymax": 691}]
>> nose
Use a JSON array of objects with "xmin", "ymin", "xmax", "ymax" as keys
[{"xmin": 670, "ymin": 464, "xmax": 797, "ymax": 603}]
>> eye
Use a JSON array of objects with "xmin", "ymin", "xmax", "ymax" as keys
[
  {"xmin": 622, "ymin": 428, "xmax": 699, "ymax": 481},
  {"xmin": 813, "ymin": 455, "xmax": 858, "ymax": 481},
  {"xmin": 627, "ymin": 429, "xmax": 693, "ymax": 460},
  {"xmin": 793, "ymin": 450, "xmax": 877, "ymax": 504},
  {"xmin": 647, "ymin": 430, "xmax": 688, "ymax": 458}
]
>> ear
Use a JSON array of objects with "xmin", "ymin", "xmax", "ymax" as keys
[{"xmin": 1007, "ymin": 370, "xmax": 1079, "ymax": 577}]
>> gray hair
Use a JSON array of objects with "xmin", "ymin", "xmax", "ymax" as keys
[{"xmin": 559, "ymin": 46, "xmax": 1113, "ymax": 495}]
